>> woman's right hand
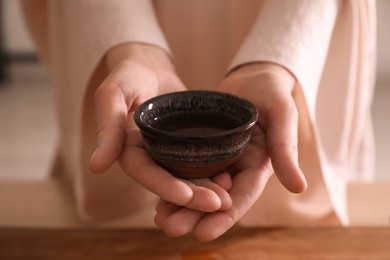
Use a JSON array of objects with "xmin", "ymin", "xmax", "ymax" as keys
[{"xmin": 89, "ymin": 43, "xmax": 232, "ymax": 215}]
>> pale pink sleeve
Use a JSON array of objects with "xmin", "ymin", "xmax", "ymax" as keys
[
  {"xmin": 229, "ymin": 0, "xmax": 376, "ymax": 226},
  {"xmin": 52, "ymin": 0, "xmax": 171, "ymax": 86},
  {"xmin": 64, "ymin": 0, "xmax": 170, "ymax": 53},
  {"xmin": 229, "ymin": 0, "xmax": 340, "ymax": 108}
]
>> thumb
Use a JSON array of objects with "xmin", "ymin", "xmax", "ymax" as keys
[
  {"xmin": 266, "ymin": 94, "xmax": 307, "ymax": 193},
  {"xmin": 89, "ymin": 84, "xmax": 128, "ymax": 173}
]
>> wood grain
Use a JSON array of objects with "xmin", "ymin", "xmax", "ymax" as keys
[{"xmin": 0, "ymin": 227, "xmax": 389, "ymax": 259}]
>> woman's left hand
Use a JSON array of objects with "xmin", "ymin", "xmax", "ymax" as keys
[{"xmin": 154, "ymin": 62, "xmax": 307, "ymax": 242}]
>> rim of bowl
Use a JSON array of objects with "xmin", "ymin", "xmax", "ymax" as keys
[{"xmin": 134, "ymin": 90, "xmax": 258, "ymax": 140}]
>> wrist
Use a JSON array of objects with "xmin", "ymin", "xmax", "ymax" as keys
[{"xmin": 105, "ymin": 42, "xmax": 175, "ymax": 72}]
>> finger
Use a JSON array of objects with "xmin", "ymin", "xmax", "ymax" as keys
[
  {"xmin": 119, "ymin": 134, "xmax": 194, "ymax": 207},
  {"xmin": 162, "ymin": 208, "xmax": 205, "ymax": 238},
  {"xmin": 154, "ymin": 199, "xmax": 181, "ymax": 228},
  {"xmin": 155, "ymin": 200, "xmax": 206, "ymax": 238},
  {"xmin": 89, "ymin": 83, "xmax": 128, "ymax": 173},
  {"xmin": 193, "ymin": 165, "xmax": 273, "ymax": 242},
  {"xmin": 210, "ymin": 172, "xmax": 233, "ymax": 191},
  {"xmin": 185, "ymin": 178, "xmax": 233, "ymax": 212},
  {"xmin": 265, "ymin": 94, "xmax": 307, "ymax": 193},
  {"xmin": 121, "ymin": 148, "xmax": 193, "ymax": 206},
  {"xmin": 154, "ymin": 178, "xmax": 232, "ymax": 237}
]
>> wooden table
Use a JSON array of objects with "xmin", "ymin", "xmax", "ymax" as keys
[
  {"xmin": 0, "ymin": 227, "xmax": 389, "ymax": 259},
  {"xmin": 1, "ymin": 181, "xmax": 389, "ymax": 259}
]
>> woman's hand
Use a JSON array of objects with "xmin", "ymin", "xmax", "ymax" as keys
[
  {"xmin": 221, "ymin": 63, "xmax": 307, "ymax": 193},
  {"xmin": 155, "ymin": 125, "xmax": 273, "ymax": 241},
  {"xmin": 89, "ymin": 43, "xmax": 232, "ymax": 214},
  {"xmin": 154, "ymin": 62, "xmax": 307, "ymax": 242}
]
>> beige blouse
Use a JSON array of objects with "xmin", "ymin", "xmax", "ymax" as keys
[{"xmin": 21, "ymin": 0, "xmax": 376, "ymax": 226}]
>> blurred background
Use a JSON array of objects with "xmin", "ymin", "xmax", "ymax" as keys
[{"xmin": 0, "ymin": 0, "xmax": 389, "ymax": 181}]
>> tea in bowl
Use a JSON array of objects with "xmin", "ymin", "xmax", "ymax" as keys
[{"xmin": 134, "ymin": 90, "xmax": 258, "ymax": 179}]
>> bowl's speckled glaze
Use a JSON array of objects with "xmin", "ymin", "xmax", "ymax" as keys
[{"xmin": 134, "ymin": 90, "xmax": 258, "ymax": 179}]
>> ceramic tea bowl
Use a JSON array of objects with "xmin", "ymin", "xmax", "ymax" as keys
[{"xmin": 134, "ymin": 90, "xmax": 258, "ymax": 179}]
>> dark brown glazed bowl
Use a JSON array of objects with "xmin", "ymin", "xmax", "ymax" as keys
[{"xmin": 134, "ymin": 90, "xmax": 258, "ymax": 179}]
